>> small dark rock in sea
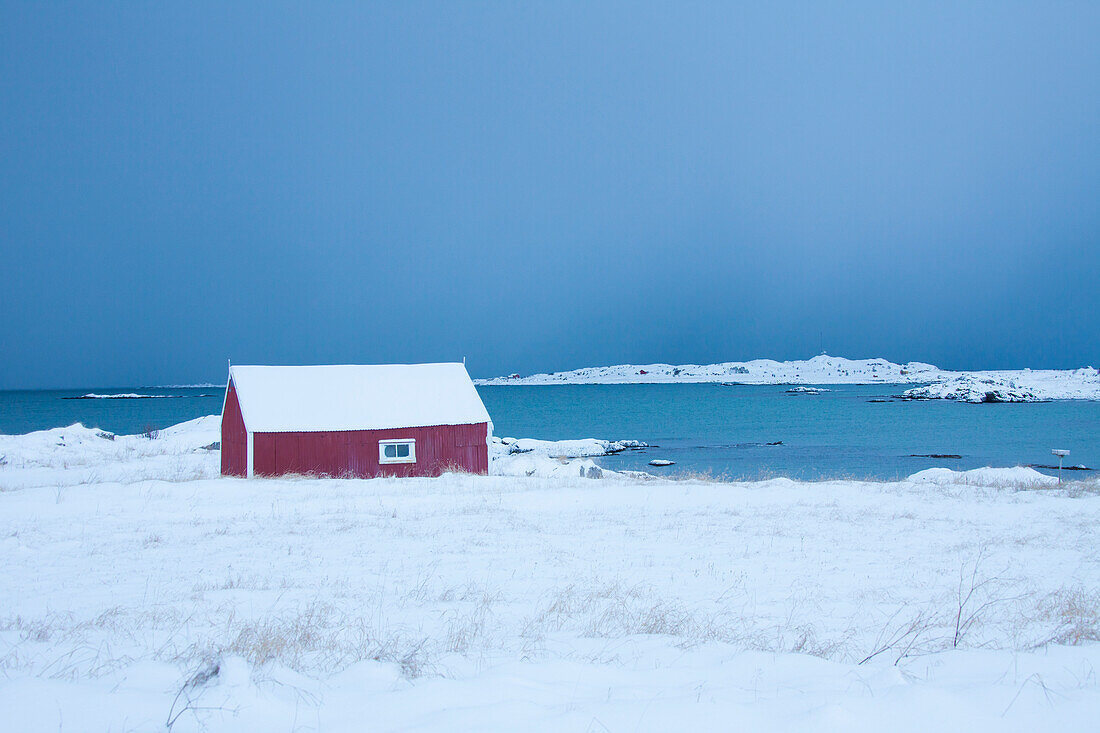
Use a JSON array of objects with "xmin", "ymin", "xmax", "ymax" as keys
[
  {"xmin": 766, "ymin": 441, "xmax": 783, "ymax": 446},
  {"xmin": 910, "ymin": 454, "xmax": 962, "ymax": 459},
  {"xmin": 867, "ymin": 398, "xmax": 890, "ymax": 403},
  {"xmin": 1028, "ymin": 463, "xmax": 1093, "ymax": 471}
]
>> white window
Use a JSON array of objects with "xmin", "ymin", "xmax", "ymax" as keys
[{"xmin": 379, "ymin": 438, "xmax": 416, "ymax": 465}]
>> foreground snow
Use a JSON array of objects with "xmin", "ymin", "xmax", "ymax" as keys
[
  {"xmin": 478, "ymin": 354, "xmax": 1100, "ymax": 402},
  {"xmin": 2, "ymin": 419, "xmax": 1100, "ymax": 731}
]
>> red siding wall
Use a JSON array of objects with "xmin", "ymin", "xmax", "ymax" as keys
[
  {"xmin": 251, "ymin": 422, "xmax": 489, "ymax": 478},
  {"xmin": 220, "ymin": 382, "xmax": 247, "ymax": 477}
]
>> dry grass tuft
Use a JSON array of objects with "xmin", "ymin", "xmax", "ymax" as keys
[{"xmin": 1030, "ymin": 588, "xmax": 1100, "ymax": 647}]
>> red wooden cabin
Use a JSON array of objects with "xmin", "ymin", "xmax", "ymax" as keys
[{"xmin": 221, "ymin": 363, "xmax": 492, "ymax": 478}]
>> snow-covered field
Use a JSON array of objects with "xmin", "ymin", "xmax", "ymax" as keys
[
  {"xmin": 2, "ymin": 418, "xmax": 1100, "ymax": 732},
  {"xmin": 477, "ymin": 355, "xmax": 1100, "ymax": 403}
]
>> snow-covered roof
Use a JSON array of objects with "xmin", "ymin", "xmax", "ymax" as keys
[{"xmin": 228, "ymin": 363, "xmax": 491, "ymax": 433}]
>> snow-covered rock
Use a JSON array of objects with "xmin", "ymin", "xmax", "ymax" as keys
[
  {"xmin": 489, "ymin": 436, "xmax": 647, "ymax": 478},
  {"xmin": 902, "ymin": 370, "xmax": 1100, "ymax": 403},
  {"xmin": 490, "ymin": 453, "xmax": 610, "ymax": 479},
  {"xmin": 493, "ymin": 436, "xmax": 646, "ymax": 458},
  {"xmin": 902, "ymin": 377, "xmax": 1040, "ymax": 403}
]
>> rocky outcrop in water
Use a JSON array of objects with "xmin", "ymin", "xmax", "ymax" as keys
[{"xmin": 901, "ymin": 376, "xmax": 1041, "ymax": 403}]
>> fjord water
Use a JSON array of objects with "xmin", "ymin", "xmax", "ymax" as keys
[
  {"xmin": 479, "ymin": 384, "xmax": 1098, "ymax": 480},
  {"xmin": 2, "ymin": 384, "xmax": 1096, "ymax": 480},
  {"xmin": 0, "ymin": 388, "xmax": 225, "ymax": 438}
]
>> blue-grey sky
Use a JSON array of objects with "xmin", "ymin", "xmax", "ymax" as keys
[{"xmin": 2, "ymin": 2, "xmax": 1098, "ymax": 388}]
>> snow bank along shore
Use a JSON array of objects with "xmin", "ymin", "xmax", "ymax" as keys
[
  {"xmin": 2, "ymin": 417, "xmax": 1100, "ymax": 732},
  {"xmin": 478, "ymin": 354, "xmax": 1100, "ymax": 403}
]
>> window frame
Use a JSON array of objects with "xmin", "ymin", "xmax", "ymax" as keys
[{"xmin": 378, "ymin": 438, "xmax": 417, "ymax": 465}]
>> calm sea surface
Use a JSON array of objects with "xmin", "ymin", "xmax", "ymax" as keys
[{"xmin": 1, "ymin": 384, "xmax": 1096, "ymax": 481}]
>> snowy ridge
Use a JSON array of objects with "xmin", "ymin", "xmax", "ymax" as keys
[
  {"xmin": 478, "ymin": 355, "xmax": 1100, "ymax": 402},
  {"xmin": 907, "ymin": 466, "xmax": 1059, "ymax": 488}
]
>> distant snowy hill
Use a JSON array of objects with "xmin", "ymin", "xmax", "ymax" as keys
[
  {"xmin": 478, "ymin": 355, "xmax": 940, "ymax": 385},
  {"xmin": 477, "ymin": 355, "xmax": 1100, "ymax": 402}
]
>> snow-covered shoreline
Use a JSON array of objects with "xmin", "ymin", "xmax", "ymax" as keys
[
  {"xmin": 1, "ymin": 415, "xmax": 1099, "ymax": 731},
  {"xmin": 477, "ymin": 354, "xmax": 1100, "ymax": 402}
]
